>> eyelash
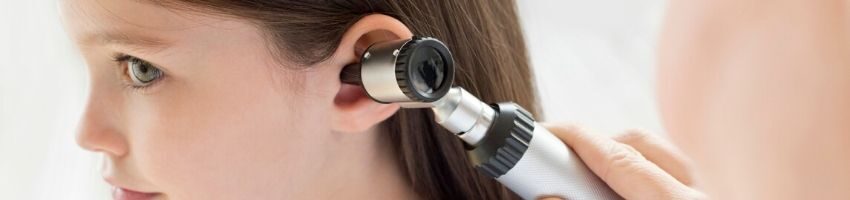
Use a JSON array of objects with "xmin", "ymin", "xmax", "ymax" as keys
[{"xmin": 112, "ymin": 53, "xmax": 165, "ymax": 93}]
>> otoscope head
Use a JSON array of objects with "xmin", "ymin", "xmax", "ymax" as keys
[
  {"xmin": 341, "ymin": 37, "xmax": 455, "ymax": 105},
  {"xmin": 340, "ymin": 37, "xmax": 495, "ymax": 145}
]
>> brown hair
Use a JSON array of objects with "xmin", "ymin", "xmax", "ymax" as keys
[{"xmin": 155, "ymin": 1, "xmax": 537, "ymax": 199}]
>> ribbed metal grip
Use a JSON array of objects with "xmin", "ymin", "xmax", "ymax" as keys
[{"xmin": 468, "ymin": 103, "xmax": 535, "ymax": 178}]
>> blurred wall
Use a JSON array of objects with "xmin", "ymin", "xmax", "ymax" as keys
[
  {"xmin": 519, "ymin": 0, "xmax": 666, "ymax": 134},
  {"xmin": 0, "ymin": 0, "xmax": 665, "ymax": 199},
  {"xmin": 0, "ymin": 1, "xmax": 110, "ymax": 200}
]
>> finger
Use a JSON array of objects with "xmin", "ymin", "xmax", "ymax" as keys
[
  {"xmin": 613, "ymin": 130, "xmax": 697, "ymax": 186},
  {"xmin": 544, "ymin": 123, "xmax": 702, "ymax": 200}
]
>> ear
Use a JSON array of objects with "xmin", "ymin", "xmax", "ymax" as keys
[{"xmin": 329, "ymin": 14, "xmax": 412, "ymax": 133}]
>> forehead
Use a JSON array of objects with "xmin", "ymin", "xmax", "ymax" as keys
[{"xmin": 60, "ymin": 0, "xmax": 256, "ymax": 48}]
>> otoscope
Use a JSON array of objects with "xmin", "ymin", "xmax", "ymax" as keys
[{"xmin": 340, "ymin": 37, "xmax": 620, "ymax": 200}]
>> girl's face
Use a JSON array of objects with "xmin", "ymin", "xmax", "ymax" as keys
[{"xmin": 61, "ymin": 0, "xmax": 390, "ymax": 199}]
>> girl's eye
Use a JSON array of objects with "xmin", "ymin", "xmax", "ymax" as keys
[{"xmin": 124, "ymin": 56, "xmax": 163, "ymax": 87}]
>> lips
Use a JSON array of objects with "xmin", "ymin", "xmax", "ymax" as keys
[{"xmin": 113, "ymin": 187, "xmax": 159, "ymax": 200}]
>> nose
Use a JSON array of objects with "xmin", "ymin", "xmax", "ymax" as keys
[{"xmin": 76, "ymin": 97, "xmax": 128, "ymax": 157}]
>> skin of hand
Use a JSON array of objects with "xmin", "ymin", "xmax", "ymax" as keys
[
  {"xmin": 657, "ymin": 1, "xmax": 850, "ymax": 199},
  {"xmin": 538, "ymin": 124, "xmax": 706, "ymax": 200}
]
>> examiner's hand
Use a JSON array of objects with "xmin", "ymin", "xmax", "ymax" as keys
[{"xmin": 539, "ymin": 124, "xmax": 706, "ymax": 200}]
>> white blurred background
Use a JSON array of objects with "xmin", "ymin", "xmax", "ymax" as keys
[{"xmin": 0, "ymin": 0, "xmax": 666, "ymax": 199}]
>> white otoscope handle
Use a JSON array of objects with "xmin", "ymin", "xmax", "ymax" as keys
[
  {"xmin": 496, "ymin": 122, "xmax": 620, "ymax": 200},
  {"xmin": 433, "ymin": 91, "xmax": 620, "ymax": 199}
]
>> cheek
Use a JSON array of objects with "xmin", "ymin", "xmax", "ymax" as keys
[{"xmin": 126, "ymin": 74, "xmax": 334, "ymax": 199}]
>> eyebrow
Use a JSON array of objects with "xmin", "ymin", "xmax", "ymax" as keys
[{"xmin": 85, "ymin": 30, "xmax": 173, "ymax": 52}]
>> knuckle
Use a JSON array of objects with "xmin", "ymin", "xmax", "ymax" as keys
[
  {"xmin": 607, "ymin": 144, "xmax": 646, "ymax": 167},
  {"xmin": 602, "ymin": 142, "xmax": 649, "ymax": 180}
]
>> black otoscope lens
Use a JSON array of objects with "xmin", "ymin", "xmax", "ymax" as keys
[
  {"xmin": 410, "ymin": 48, "xmax": 446, "ymax": 94},
  {"xmin": 387, "ymin": 37, "xmax": 455, "ymax": 102}
]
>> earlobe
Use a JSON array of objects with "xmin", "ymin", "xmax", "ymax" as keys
[{"xmin": 328, "ymin": 14, "xmax": 411, "ymax": 134}]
